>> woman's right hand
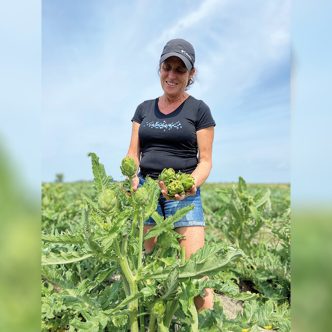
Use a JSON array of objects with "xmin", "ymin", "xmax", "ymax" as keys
[
  {"xmin": 131, "ymin": 174, "xmax": 139, "ymax": 191},
  {"xmin": 159, "ymin": 181, "xmax": 193, "ymax": 201}
]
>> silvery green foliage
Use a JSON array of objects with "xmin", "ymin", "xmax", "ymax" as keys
[
  {"xmin": 41, "ymin": 162, "xmax": 290, "ymax": 331},
  {"xmin": 41, "ymin": 153, "xmax": 242, "ymax": 332},
  {"xmin": 201, "ymin": 179, "xmax": 291, "ymax": 330}
]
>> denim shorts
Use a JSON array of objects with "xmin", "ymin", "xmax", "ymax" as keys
[{"xmin": 138, "ymin": 175, "xmax": 205, "ymax": 228}]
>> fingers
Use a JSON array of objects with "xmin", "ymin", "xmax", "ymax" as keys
[
  {"xmin": 159, "ymin": 182, "xmax": 197, "ymax": 200},
  {"xmin": 159, "ymin": 180, "xmax": 167, "ymax": 191},
  {"xmin": 189, "ymin": 185, "xmax": 197, "ymax": 195},
  {"xmin": 159, "ymin": 181, "xmax": 168, "ymax": 198},
  {"xmin": 174, "ymin": 193, "xmax": 186, "ymax": 201},
  {"xmin": 132, "ymin": 175, "xmax": 139, "ymax": 191}
]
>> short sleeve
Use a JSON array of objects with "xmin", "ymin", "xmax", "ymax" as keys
[
  {"xmin": 196, "ymin": 101, "xmax": 216, "ymax": 130},
  {"xmin": 131, "ymin": 103, "xmax": 144, "ymax": 124}
]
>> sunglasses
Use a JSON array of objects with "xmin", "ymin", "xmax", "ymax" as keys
[{"xmin": 161, "ymin": 62, "xmax": 188, "ymax": 74}]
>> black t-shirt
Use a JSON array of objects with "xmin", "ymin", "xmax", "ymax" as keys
[{"xmin": 131, "ymin": 95, "xmax": 216, "ymax": 179}]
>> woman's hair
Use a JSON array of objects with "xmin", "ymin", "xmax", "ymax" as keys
[{"xmin": 186, "ymin": 73, "xmax": 195, "ymax": 89}]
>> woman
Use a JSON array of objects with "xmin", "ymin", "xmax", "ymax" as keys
[{"xmin": 126, "ymin": 38, "xmax": 215, "ymax": 311}]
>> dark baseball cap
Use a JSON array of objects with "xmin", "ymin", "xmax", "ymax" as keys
[{"xmin": 159, "ymin": 38, "xmax": 195, "ymax": 71}]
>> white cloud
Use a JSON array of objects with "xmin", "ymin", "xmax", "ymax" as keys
[{"xmin": 154, "ymin": 0, "xmax": 228, "ymax": 44}]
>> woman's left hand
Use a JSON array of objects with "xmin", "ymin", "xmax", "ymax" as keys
[{"xmin": 159, "ymin": 181, "xmax": 197, "ymax": 201}]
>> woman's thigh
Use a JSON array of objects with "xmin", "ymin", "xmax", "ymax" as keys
[
  {"xmin": 175, "ymin": 226, "xmax": 205, "ymax": 259},
  {"xmin": 143, "ymin": 225, "xmax": 205, "ymax": 258},
  {"xmin": 143, "ymin": 225, "xmax": 157, "ymax": 253}
]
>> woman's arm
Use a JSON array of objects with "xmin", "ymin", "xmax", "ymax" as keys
[
  {"xmin": 126, "ymin": 121, "xmax": 141, "ymax": 190},
  {"xmin": 191, "ymin": 126, "xmax": 214, "ymax": 187}
]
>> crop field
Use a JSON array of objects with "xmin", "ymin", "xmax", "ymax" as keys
[{"xmin": 41, "ymin": 154, "xmax": 290, "ymax": 332}]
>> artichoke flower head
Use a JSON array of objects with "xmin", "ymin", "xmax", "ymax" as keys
[
  {"xmin": 152, "ymin": 300, "xmax": 166, "ymax": 317},
  {"xmin": 159, "ymin": 168, "xmax": 195, "ymax": 197},
  {"xmin": 98, "ymin": 189, "xmax": 118, "ymax": 211},
  {"xmin": 134, "ymin": 186, "xmax": 149, "ymax": 205},
  {"xmin": 178, "ymin": 172, "xmax": 195, "ymax": 191},
  {"xmin": 158, "ymin": 168, "xmax": 176, "ymax": 186},
  {"xmin": 120, "ymin": 156, "xmax": 137, "ymax": 177},
  {"xmin": 167, "ymin": 180, "xmax": 185, "ymax": 197}
]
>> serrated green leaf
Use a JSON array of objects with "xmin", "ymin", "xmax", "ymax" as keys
[
  {"xmin": 42, "ymin": 232, "xmax": 85, "ymax": 244},
  {"xmin": 88, "ymin": 152, "xmax": 112, "ymax": 192},
  {"xmin": 42, "ymin": 252, "xmax": 93, "ymax": 265},
  {"xmin": 179, "ymin": 247, "xmax": 242, "ymax": 279},
  {"xmin": 161, "ymin": 268, "xmax": 179, "ymax": 300},
  {"xmin": 238, "ymin": 176, "xmax": 247, "ymax": 192},
  {"xmin": 144, "ymin": 205, "xmax": 194, "ymax": 240},
  {"xmin": 70, "ymin": 318, "xmax": 100, "ymax": 331},
  {"xmin": 254, "ymin": 189, "xmax": 271, "ymax": 209}
]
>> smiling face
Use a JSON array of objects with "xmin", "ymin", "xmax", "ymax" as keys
[{"xmin": 160, "ymin": 56, "xmax": 194, "ymax": 99}]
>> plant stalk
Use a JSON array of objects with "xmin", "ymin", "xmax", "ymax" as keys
[
  {"xmin": 138, "ymin": 210, "xmax": 144, "ymax": 270},
  {"xmin": 188, "ymin": 300, "xmax": 199, "ymax": 332},
  {"xmin": 164, "ymin": 300, "xmax": 179, "ymax": 328},
  {"xmin": 148, "ymin": 311, "xmax": 156, "ymax": 332},
  {"xmin": 137, "ymin": 211, "xmax": 145, "ymax": 331},
  {"xmin": 119, "ymin": 236, "xmax": 130, "ymax": 297},
  {"xmin": 115, "ymin": 240, "xmax": 139, "ymax": 332},
  {"xmin": 157, "ymin": 319, "xmax": 168, "ymax": 332}
]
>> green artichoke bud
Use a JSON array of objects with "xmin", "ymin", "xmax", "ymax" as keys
[
  {"xmin": 158, "ymin": 168, "xmax": 176, "ymax": 185},
  {"xmin": 134, "ymin": 187, "xmax": 149, "ymax": 205},
  {"xmin": 98, "ymin": 189, "xmax": 117, "ymax": 211},
  {"xmin": 111, "ymin": 314, "xmax": 128, "ymax": 327},
  {"xmin": 167, "ymin": 180, "xmax": 185, "ymax": 197},
  {"xmin": 152, "ymin": 300, "xmax": 166, "ymax": 317},
  {"xmin": 120, "ymin": 156, "xmax": 137, "ymax": 177},
  {"xmin": 179, "ymin": 173, "xmax": 195, "ymax": 191}
]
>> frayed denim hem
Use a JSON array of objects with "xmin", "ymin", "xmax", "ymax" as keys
[
  {"xmin": 173, "ymin": 220, "xmax": 205, "ymax": 229},
  {"xmin": 144, "ymin": 220, "xmax": 205, "ymax": 228}
]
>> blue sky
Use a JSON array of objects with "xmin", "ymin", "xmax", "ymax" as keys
[
  {"xmin": 41, "ymin": 0, "xmax": 291, "ymax": 184},
  {"xmin": 291, "ymin": 0, "xmax": 332, "ymax": 204},
  {"xmin": 1, "ymin": 0, "xmax": 331, "ymax": 201},
  {"xmin": 0, "ymin": 0, "xmax": 40, "ymax": 193}
]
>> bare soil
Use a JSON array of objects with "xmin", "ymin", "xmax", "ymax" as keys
[{"xmin": 218, "ymin": 294, "xmax": 277, "ymax": 332}]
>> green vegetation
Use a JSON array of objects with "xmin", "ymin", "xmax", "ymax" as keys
[{"xmin": 41, "ymin": 154, "xmax": 290, "ymax": 331}]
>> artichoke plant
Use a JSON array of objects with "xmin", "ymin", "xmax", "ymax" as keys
[{"xmin": 42, "ymin": 153, "xmax": 244, "ymax": 332}]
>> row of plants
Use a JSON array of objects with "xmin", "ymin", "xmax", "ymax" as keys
[{"xmin": 201, "ymin": 179, "xmax": 290, "ymax": 330}]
